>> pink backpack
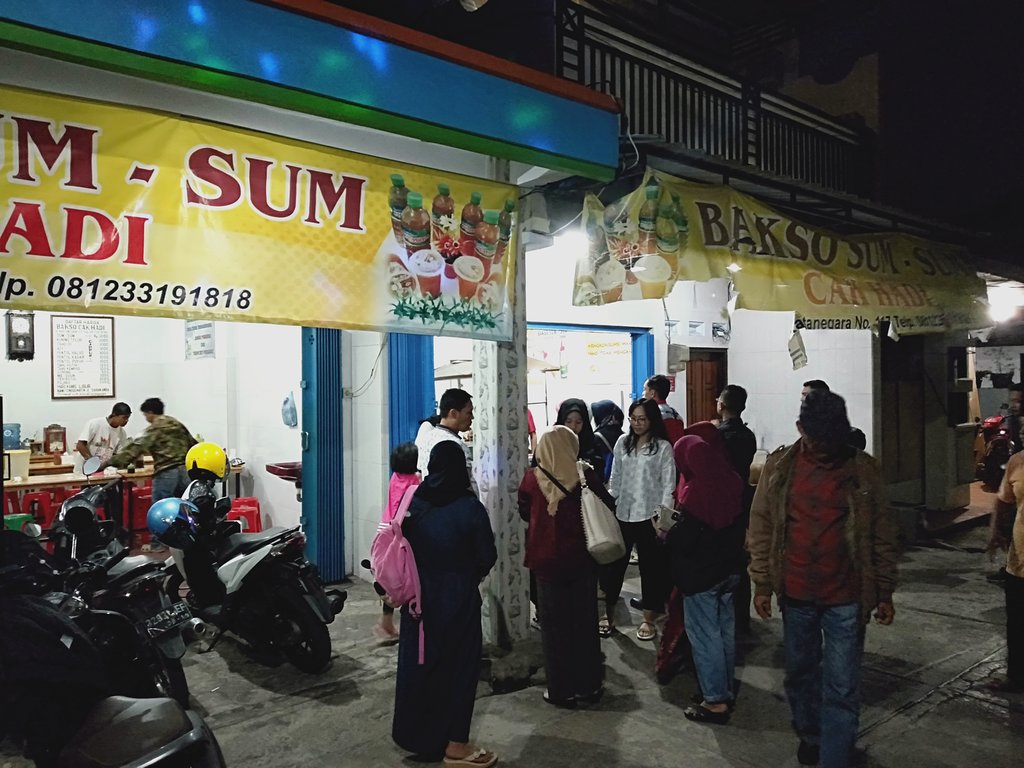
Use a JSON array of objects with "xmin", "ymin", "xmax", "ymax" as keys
[{"xmin": 370, "ymin": 485, "xmax": 425, "ymax": 663}]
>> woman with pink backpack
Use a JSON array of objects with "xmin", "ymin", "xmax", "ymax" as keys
[
  {"xmin": 391, "ymin": 441, "xmax": 498, "ymax": 767},
  {"xmin": 374, "ymin": 442, "xmax": 421, "ymax": 641}
]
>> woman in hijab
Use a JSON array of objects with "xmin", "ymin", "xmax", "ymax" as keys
[
  {"xmin": 656, "ymin": 421, "xmax": 732, "ymax": 683},
  {"xmin": 393, "ymin": 441, "xmax": 498, "ymax": 767},
  {"xmin": 555, "ymin": 399, "xmax": 602, "ymax": 467},
  {"xmin": 666, "ymin": 434, "xmax": 746, "ymax": 726},
  {"xmin": 591, "ymin": 400, "xmax": 624, "ymax": 480},
  {"xmin": 518, "ymin": 426, "xmax": 615, "ymax": 708}
]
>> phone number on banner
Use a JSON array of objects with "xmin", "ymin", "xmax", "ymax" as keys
[{"xmin": 44, "ymin": 276, "xmax": 254, "ymax": 311}]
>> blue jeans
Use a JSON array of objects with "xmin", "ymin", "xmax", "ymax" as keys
[
  {"xmin": 152, "ymin": 466, "xmax": 188, "ymax": 503},
  {"xmin": 683, "ymin": 574, "xmax": 739, "ymax": 704},
  {"xmin": 783, "ymin": 601, "xmax": 863, "ymax": 768}
]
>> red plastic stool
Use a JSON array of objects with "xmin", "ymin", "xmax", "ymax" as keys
[
  {"xmin": 3, "ymin": 492, "xmax": 20, "ymax": 517},
  {"xmin": 22, "ymin": 492, "xmax": 56, "ymax": 529},
  {"xmin": 51, "ymin": 487, "xmax": 80, "ymax": 506},
  {"xmin": 229, "ymin": 497, "xmax": 262, "ymax": 533},
  {"xmin": 128, "ymin": 487, "xmax": 153, "ymax": 545}
]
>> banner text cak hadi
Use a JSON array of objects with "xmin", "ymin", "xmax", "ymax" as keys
[{"xmin": 0, "ymin": 113, "xmax": 370, "ymax": 266}]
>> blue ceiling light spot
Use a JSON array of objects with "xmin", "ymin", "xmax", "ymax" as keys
[
  {"xmin": 349, "ymin": 32, "xmax": 389, "ymax": 73},
  {"xmin": 258, "ymin": 52, "xmax": 281, "ymax": 80},
  {"xmin": 188, "ymin": 2, "xmax": 207, "ymax": 25},
  {"xmin": 131, "ymin": 15, "xmax": 157, "ymax": 50}
]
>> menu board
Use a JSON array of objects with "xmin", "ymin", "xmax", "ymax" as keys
[{"xmin": 51, "ymin": 315, "xmax": 116, "ymax": 399}]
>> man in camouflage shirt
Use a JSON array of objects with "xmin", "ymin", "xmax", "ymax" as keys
[{"xmin": 107, "ymin": 397, "xmax": 197, "ymax": 502}]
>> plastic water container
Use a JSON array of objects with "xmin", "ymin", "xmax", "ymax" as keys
[{"xmin": 2, "ymin": 424, "xmax": 20, "ymax": 451}]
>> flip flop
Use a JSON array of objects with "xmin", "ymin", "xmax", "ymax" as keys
[
  {"xmin": 598, "ymin": 618, "xmax": 614, "ymax": 638},
  {"xmin": 443, "ymin": 749, "xmax": 498, "ymax": 768},
  {"xmin": 636, "ymin": 621, "xmax": 657, "ymax": 642}
]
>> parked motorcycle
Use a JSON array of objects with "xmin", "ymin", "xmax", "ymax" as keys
[
  {"xmin": 25, "ymin": 460, "xmax": 197, "ymax": 704},
  {"xmin": 0, "ymin": 587, "xmax": 224, "ymax": 768},
  {"xmin": 977, "ymin": 412, "xmax": 1021, "ymax": 488},
  {"xmin": 154, "ymin": 482, "xmax": 346, "ymax": 674}
]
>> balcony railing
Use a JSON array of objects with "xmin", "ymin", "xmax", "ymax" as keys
[{"xmin": 556, "ymin": 1, "xmax": 873, "ymax": 196}]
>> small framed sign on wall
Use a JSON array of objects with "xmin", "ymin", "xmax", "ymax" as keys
[{"xmin": 51, "ymin": 315, "xmax": 116, "ymax": 399}]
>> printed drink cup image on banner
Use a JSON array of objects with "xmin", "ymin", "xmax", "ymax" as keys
[{"xmin": 571, "ymin": 167, "xmax": 986, "ymax": 334}]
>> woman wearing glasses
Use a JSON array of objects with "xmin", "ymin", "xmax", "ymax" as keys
[{"xmin": 599, "ymin": 399, "xmax": 676, "ymax": 641}]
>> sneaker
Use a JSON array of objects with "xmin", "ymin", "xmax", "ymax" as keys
[{"xmin": 797, "ymin": 740, "xmax": 820, "ymax": 766}]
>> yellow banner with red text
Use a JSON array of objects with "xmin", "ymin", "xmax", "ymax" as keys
[
  {"xmin": 575, "ymin": 168, "xmax": 986, "ymax": 334},
  {"xmin": 0, "ymin": 85, "xmax": 517, "ymax": 339}
]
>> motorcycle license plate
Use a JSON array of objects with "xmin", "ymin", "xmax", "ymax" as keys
[{"xmin": 144, "ymin": 601, "xmax": 192, "ymax": 636}]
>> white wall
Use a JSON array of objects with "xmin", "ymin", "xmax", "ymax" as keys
[
  {"xmin": 227, "ymin": 323, "xmax": 303, "ymax": 529},
  {"xmin": 1, "ymin": 311, "xmax": 174, "ymax": 449},
  {"xmin": 727, "ymin": 310, "xmax": 875, "ymax": 453}
]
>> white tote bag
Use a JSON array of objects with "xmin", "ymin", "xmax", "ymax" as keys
[{"xmin": 577, "ymin": 463, "xmax": 626, "ymax": 565}]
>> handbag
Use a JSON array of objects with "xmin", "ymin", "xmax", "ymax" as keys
[
  {"xmin": 576, "ymin": 463, "xmax": 626, "ymax": 565},
  {"xmin": 536, "ymin": 463, "xmax": 625, "ymax": 565}
]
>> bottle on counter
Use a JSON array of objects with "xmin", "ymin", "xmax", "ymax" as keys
[
  {"xmin": 495, "ymin": 199, "xmax": 515, "ymax": 263},
  {"xmin": 388, "ymin": 174, "xmax": 409, "ymax": 244},
  {"xmin": 474, "ymin": 210, "xmax": 501, "ymax": 268},
  {"xmin": 638, "ymin": 185, "xmax": 659, "ymax": 255},
  {"xmin": 401, "ymin": 192, "xmax": 431, "ymax": 258},
  {"xmin": 431, "ymin": 183, "xmax": 455, "ymax": 244},
  {"xmin": 459, "ymin": 191, "xmax": 483, "ymax": 257}
]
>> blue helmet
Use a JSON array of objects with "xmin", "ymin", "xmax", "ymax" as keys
[{"xmin": 147, "ymin": 498, "xmax": 199, "ymax": 549}]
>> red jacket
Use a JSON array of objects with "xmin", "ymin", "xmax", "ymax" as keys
[{"xmin": 518, "ymin": 467, "xmax": 615, "ymax": 581}]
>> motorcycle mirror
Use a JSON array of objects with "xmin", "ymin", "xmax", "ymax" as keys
[
  {"xmin": 22, "ymin": 522, "xmax": 43, "ymax": 539},
  {"xmin": 82, "ymin": 457, "xmax": 103, "ymax": 477}
]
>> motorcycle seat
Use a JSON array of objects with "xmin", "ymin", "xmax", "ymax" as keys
[
  {"xmin": 57, "ymin": 696, "xmax": 193, "ymax": 768},
  {"xmin": 218, "ymin": 526, "xmax": 295, "ymax": 562},
  {"xmin": 107, "ymin": 554, "xmax": 161, "ymax": 580}
]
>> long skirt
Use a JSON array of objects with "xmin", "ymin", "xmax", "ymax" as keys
[{"xmin": 392, "ymin": 590, "xmax": 482, "ymax": 759}]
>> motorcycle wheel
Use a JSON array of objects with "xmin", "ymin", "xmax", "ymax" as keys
[
  {"xmin": 152, "ymin": 654, "xmax": 190, "ymax": 706},
  {"xmin": 275, "ymin": 591, "xmax": 332, "ymax": 674}
]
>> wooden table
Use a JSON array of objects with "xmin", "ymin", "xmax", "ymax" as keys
[
  {"xmin": 6, "ymin": 463, "xmax": 245, "ymax": 495},
  {"xmin": 4, "ymin": 464, "xmax": 246, "ymax": 535}
]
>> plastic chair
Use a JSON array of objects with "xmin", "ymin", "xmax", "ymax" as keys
[
  {"xmin": 128, "ymin": 486, "xmax": 153, "ymax": 546},
  {"xmin": 3, "ymin": 492, "xmax": 20, "ymax": 517},
  {"xmin": 22, "ymin": 492, "xmax": 56, "ymax": 529},
  {"xmin": 229, "ymin": 497, "xmax": 262, "ymax": 533}
]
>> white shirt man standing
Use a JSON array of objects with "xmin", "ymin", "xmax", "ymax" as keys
[
  {"xmin": 416, "ymin": 388, "xmax": 477, "ymax": 494},
  {"xmin": 76, "ymin": 402, "xmax": 131, "ymax": 470}
]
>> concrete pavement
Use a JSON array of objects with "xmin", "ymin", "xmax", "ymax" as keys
[{"xmin": 2, "ymin": 525, "xmax": 1021, "ymax": 767}]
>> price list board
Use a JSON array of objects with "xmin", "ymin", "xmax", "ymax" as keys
[{"xmin": 50, "ymin": 315, "xmax": 116, "ymax": 399}]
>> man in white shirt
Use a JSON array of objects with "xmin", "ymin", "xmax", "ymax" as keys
[
  {"xmin": 76, "ymin": 402, "xmax": 131, "ymax": 470},
  {"xmin": 416, "ymin": 388, "xmax": 477, "ymax": 494}
]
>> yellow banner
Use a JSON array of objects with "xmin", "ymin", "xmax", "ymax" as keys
[
  {"xmin": 575, "ymin": 168, "xmax": 986, "ymax": 334},
  {"xmin": 0, "ymin": 85, "xmax": 517, "ymax": 339}
]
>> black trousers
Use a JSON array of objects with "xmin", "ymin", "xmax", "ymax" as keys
[
  {"xmin": 1007, "ymin": 572, "xmax": 1024, "ymax": 686},
  {"xmin": 598, "ymin": 519, "xmax": 670, "ymax": 614},
  {"xmin": 535, "ymin": 571, "xmax": 603, "ymax": 701}
]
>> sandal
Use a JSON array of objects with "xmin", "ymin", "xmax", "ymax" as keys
[
  {"xmin": 443, "ymin": 748, "xmax": 498, "ymax": 767},
  {"xmin": 598, "ymin": 617, "xmax": 614, "ymax": 638},
  {"xmin": 683, "ymin": 704, "xmax": 731, "ymax": 725},
  {"xmin": 636, "ymin": 621, "xmax": 657, "ymax": 642}
]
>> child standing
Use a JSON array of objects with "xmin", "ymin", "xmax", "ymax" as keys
[{"xmin": 376, "ymin": 442, "xmax": 420, "ymax": 640}]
